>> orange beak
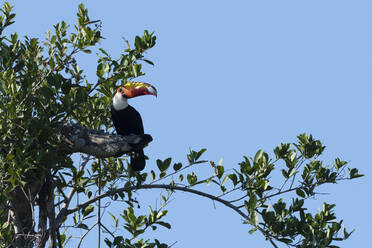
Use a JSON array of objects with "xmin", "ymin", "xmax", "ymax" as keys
[{"xmin": 119, "ymin": 82, "xmax": 157, "ymax": 98}]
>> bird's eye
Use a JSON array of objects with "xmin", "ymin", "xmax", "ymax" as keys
[{"xmin": 118, "ymin": 87, "xmax": 123, "ymax": 93}]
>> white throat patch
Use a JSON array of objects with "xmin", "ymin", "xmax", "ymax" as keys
[{"xmin": 112, "ymin": 92, "xmax": 128, "ymax": 110}]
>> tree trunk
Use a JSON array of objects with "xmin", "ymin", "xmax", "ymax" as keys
[
  {"xmin": 1, "ymin": 123, "xmax": 153, "ymax": 248},
  {"xmin": 9, "ymin": 180, "xmax": 42, "ymax": 248}
]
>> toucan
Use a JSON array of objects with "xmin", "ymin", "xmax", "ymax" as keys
[{"xmin": 111, "ymin": 82, "xmax": 157, "ymax": 171}]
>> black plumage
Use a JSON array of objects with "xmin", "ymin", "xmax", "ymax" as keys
[{"xmin": 111, "ymin": 105, "xmax": 146, "ymax": 171}]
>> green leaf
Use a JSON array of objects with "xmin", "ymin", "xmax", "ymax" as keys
[
  {"xmin": 281, "ymin": 169, "xmax": 289, "ymax": 179},
  {"xmin": 104, "ymin": 239, "xmax": 112, "ymax": 247},
  {"xmin": 221, "ymin": 175, "xmax": 229, "ymax": 187},
  {"xmin": 248, "ymin": 195, "xmax": 257, "ymax": 211},
  {"xmin": 99, "ymin": 48, "xmax": 109, "ymax": 56},
  {"xmin": 250, "ymin": 211, "xmax": 258, "ymax": 226},
  {"xmin": 296, "ymin": 188, "xmax": 306, "ymax": 198},
  {"xmin": 228, "ymin": 174, "xmax": 238, "ymax": 186},
  {"xmin": 288, "ymin": 167, "xmax": 297, "ymax": 178},
  {"xmin": 156, "ymin": 211, "xmax": 167, "ymax": 220},
  {"xmin": 343, "ymin": 227, "xmax": 354, "ymax": 239},
  {"xmin": 156, "ymin": 159, "xmax": 163, "ymax": 171},
  {"xmin": 156, "ymin": 221, "xmax": 171, "ymax": 229},
  {"xmin": 82, "ymin": 205, "xmax": 94, "ymax": 217},
  {"xmin": 109, "ymin": 212, "xmax": 119, "ymax": 228},
  {"xmin": 254, "ymin": 149, "xmax": 264, "ymax": 163},
  {"xmin": 187, "ymin": 149, "xmax": 196, "ymax": 163},
  {"xmin": 274, "ymin": 143, "xmax": 291, "ymax": 159},
  {"xmin": 2, "ymin": 222, "xmax": 9, "ymax": 229},
  {"xmin": 248, "ymin": 227, "xmax": 257, "ymax": 234},
  {"xmin": 163, "ymin": 157, "xmax": 171, "ymax": 170},
  {"xmin": 143, "ymin": 59, "xmax": 154, "ymax": 65},
  {"xmin": 348, "ymin": 168, "xmax": 364, "ymax": 179},
  {"xmin": 195, "ymin": 148, "xmax": 207, "ymax": 160},
  {"xmin": 215, "ymin": 165, "xmax": 224, "ymax": 179},
  {"xmin": 151, "ymin": 170, "xmax": 156, "ymax": 180},
  {"xmin": 96, "ymin": 63, "xmax": 104, "ymax": 77},
  {"xmin": 220, "ymin": 185, "xmax": 226, "ymax": 192},
  {"xmin": 49, "ymin": 58, "xmax": 55, "ymax": 70},
  {"xmin": 113, "ymin": 236, "xmax": 124, "ymax": 245},
  {"xmin": 77, "ymin": 223, "xmax": 89, "ymax": 230},
  {"xmin": 187, "ymin": 172, "xmax": 197, "ymax": 186},
  {"xmin": 173, "ymin": 162, "xmax": 182, "ymax": 171},
  {"xmin": 334, "ymin": 158, "xmax": 347, "ymax": 170},
  {"xmin": 277, "ymin": 238, "xmax": 292, "ymax": 244},
  {"xmin": 135, "ymin": 35, "xmax": 143, "ymax": 49},
  {"xmin": 156, "ymin": 158, "xmax": 171, "ymax": 172}
]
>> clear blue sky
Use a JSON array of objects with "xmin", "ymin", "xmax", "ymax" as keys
[{"xmin": 10, "ymin": 1, "xmax": 371, "ymax": 247}]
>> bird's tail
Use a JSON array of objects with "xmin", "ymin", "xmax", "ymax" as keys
[{"xmin": 130, "ymin": 149, "xmax": 146, "ymax": 171}]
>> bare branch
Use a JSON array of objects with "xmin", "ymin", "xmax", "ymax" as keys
[
  {"xmin": 168, "ymin": 241, "xmax": 178, "ymax": 248},
  {"xmin": 77, "ymin": 222, "xmax": 98, "ymax": 248},
  {"xmin": 60, "ymin": 123, "xmax": 152, "ymax": 158},
  {"xmin": 101, "ymin": 223, "xmax": 116, "ymax": 238},
  {"xmin": 55, "ymin": 183, "xmax": 278, "ymax": 248}
]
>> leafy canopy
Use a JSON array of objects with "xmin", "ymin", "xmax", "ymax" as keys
[{"xmin": 0, "ymin": 3, "xmax": 363, "ymax": 248}]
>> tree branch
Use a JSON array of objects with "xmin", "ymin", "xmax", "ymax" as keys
[
  {"xmin": 36, "ymin": 183, "xmax": 48, "ymax": 248},
  {"xmin": 77, "ymin": 222, "xmax": 98, "ymax": 248},
  {"xmin": 60, "ymin": 123, "xmax": 152, "ymax": 158},
  {"xmin": 55, "ymin": 183, "xmax": 279, "ymax": 248}
]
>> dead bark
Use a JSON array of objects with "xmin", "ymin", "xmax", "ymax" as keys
[{"xmin": 60, "ymin": 123, "xmax": 153, "ymax": 158}]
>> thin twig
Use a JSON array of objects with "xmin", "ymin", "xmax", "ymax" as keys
[
  {"xmin": 100, "ymin": 223, "xmax": 116, "ymax": 238},
  {"xmin": 77, "ymin": 222, "xmax": 98, "ymax": 248},
  {"xmin": 228, "ymin": 193, "xmax": 248, "ymax": 203},
  {"xmin": 55, "ymin": 184, "xmax": 68, "ymax": 203},
  {"xmin": 217, "ymin": 186, "xmax": 242, "ymax": 198},
  {"xmin": 168, "ymin": 241, "xmax": 178, "ymax": 248}
]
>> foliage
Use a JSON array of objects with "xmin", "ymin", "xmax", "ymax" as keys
[{"xmin": 0, "ymin": 3, "xmax": 363, "ymax": 248}]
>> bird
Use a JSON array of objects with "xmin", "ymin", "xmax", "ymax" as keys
[{"xmin": 110, "ymin": 82, "xmax": 157, "ymax": 171}]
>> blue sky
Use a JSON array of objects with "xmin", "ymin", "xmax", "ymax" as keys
[{"xmin": 10, "ymin": 0, "xmax": 372, "ymax": 247}]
